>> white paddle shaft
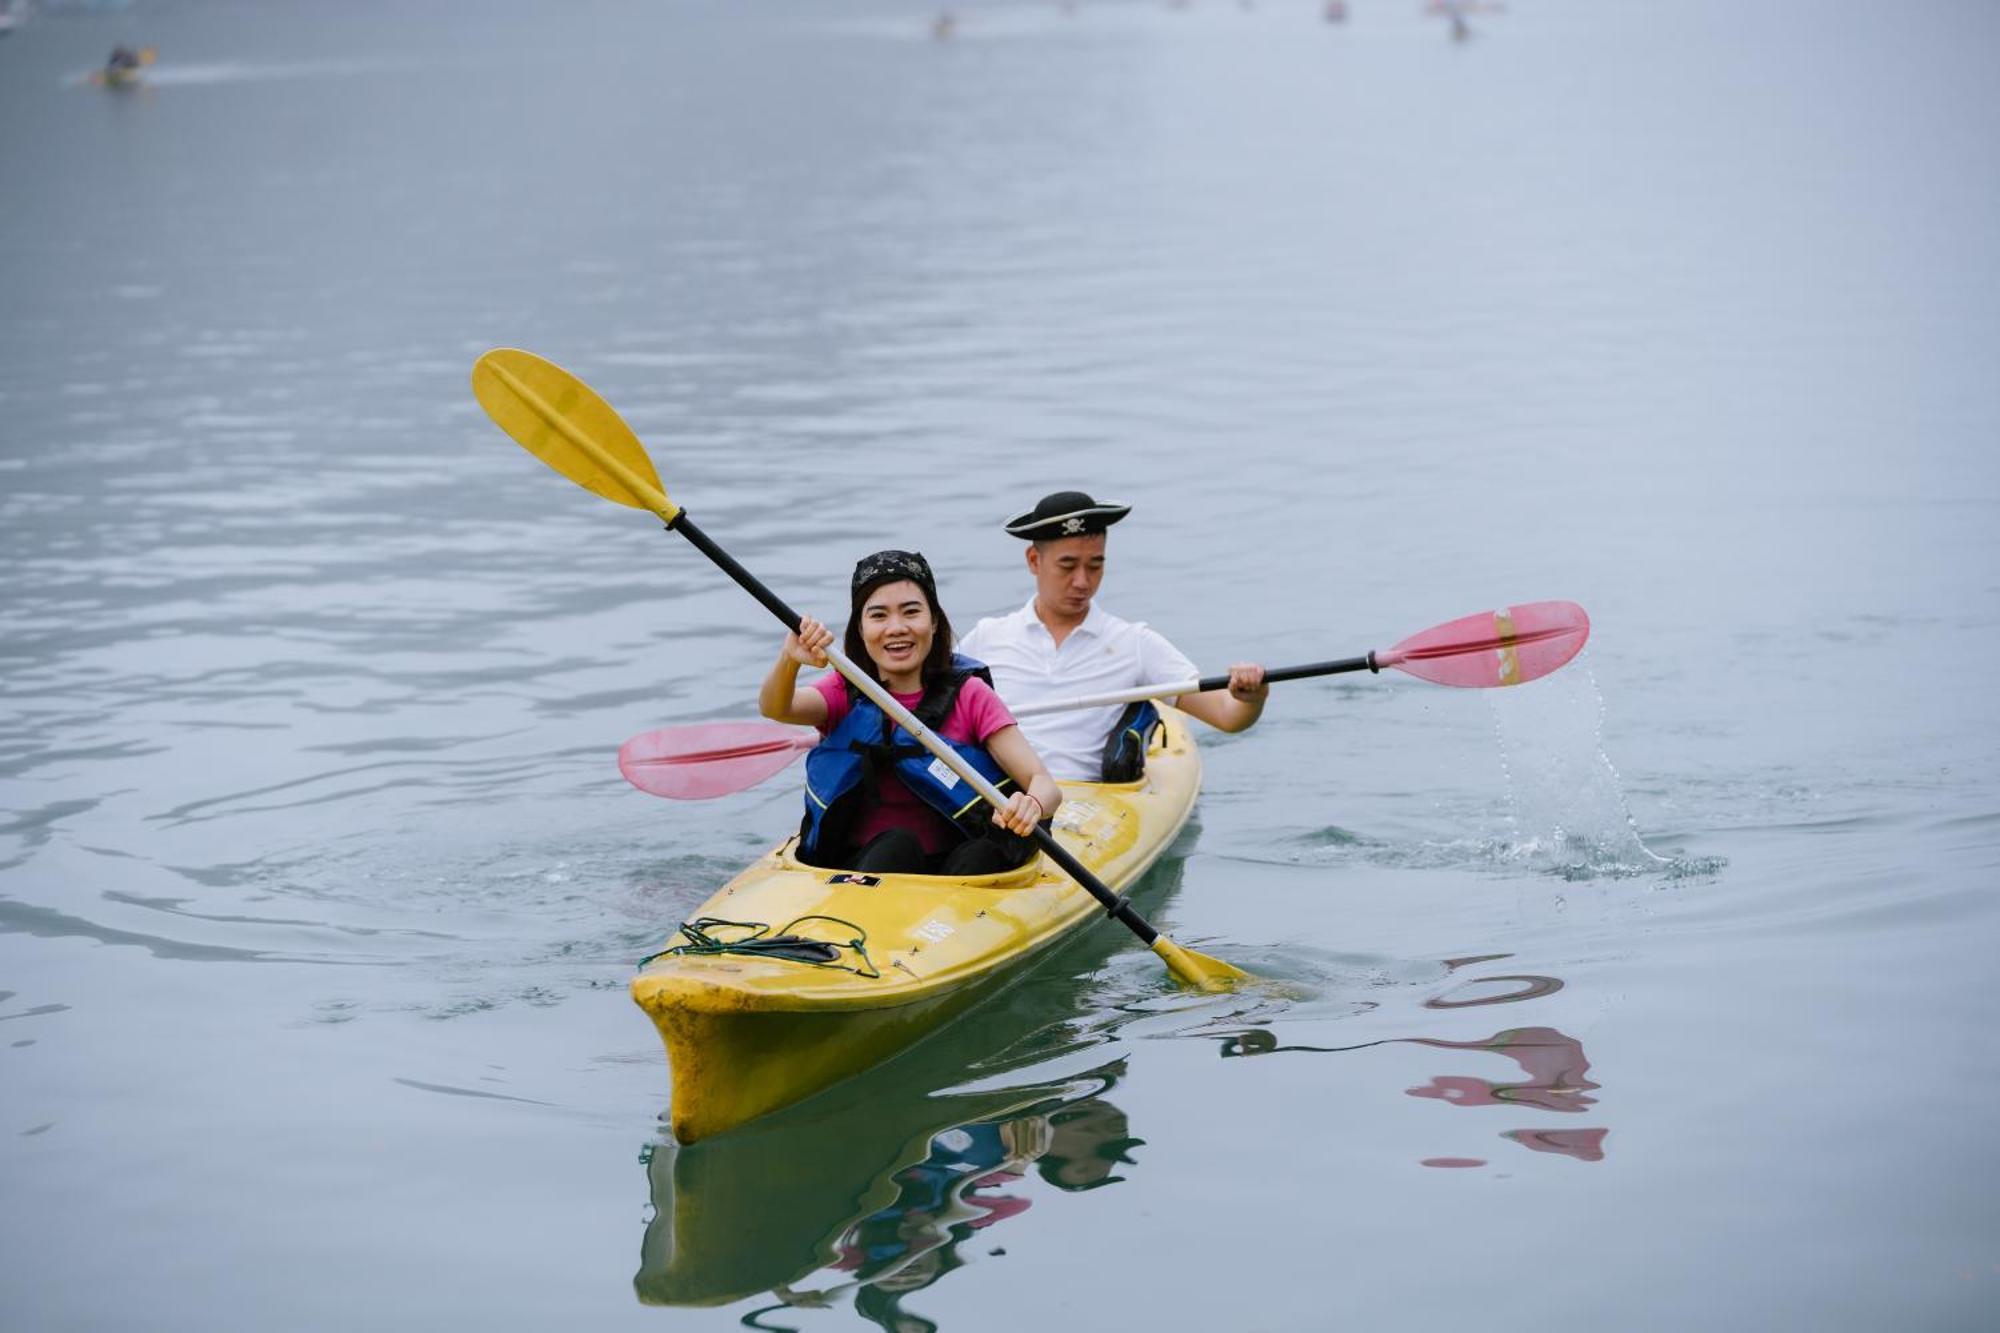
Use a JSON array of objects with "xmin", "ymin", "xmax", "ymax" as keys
[{"xmin": 1010, "ymin": 679, "xmax": 1200, "ymax": 718}]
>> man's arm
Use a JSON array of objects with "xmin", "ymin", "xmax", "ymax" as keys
[
  {"xmin": 1173, "ymin": 663, "xmax": 1268, "ymax": 733},
  {"xmin": 1130, "ymin": 624, "xmax": 1269, "ymax": 734}
]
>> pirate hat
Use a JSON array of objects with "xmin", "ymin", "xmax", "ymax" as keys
[{"xmin": 1002, "ymin": 491, "xmax": 1132, "ymax": 541}]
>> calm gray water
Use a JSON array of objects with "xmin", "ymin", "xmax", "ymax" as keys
[{"xmin": 4, "ymin": 0, "xmax": 1997, "ymax": 1328}]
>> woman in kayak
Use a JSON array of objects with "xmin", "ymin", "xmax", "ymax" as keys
[{"xmin": 760, "ymin": 548, "xmax": 1062, "ymax": 876}]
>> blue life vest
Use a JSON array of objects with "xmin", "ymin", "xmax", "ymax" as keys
[
  {"xmin": 797, "ymin": 655, "xmax": 1017, "ymax": 864},
  {"xmin": 1100, "ymin": 699, "xmax": 1164, "ymax": 782}
]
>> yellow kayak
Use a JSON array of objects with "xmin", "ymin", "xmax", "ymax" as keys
[{"xmin": 631, "ymin": 708, "xmax": 1202, "ymax": 1143}]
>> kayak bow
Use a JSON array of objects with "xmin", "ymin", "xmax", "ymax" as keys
[{"xmin": 631, "ymin": 710, "xmax": 1202, "ymax": 1142}]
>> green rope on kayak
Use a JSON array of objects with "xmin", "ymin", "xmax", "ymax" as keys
[{"xmin": 639, "ymin": 914, "xmax": 880, "ymax": 979}]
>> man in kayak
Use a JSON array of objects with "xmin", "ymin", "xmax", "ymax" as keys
[{"xmin": 957, "ymin": 492, "xmax": 1267, "ymax": 782}]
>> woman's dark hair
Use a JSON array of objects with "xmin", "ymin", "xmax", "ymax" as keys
[{"xmin": 843, "ymin": 549, "xmax": 956, "ymax": 694}]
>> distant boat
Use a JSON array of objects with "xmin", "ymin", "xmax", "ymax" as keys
[{"xmin": 89, "ymin": 42, "xmax": 156, "ymax": 88}]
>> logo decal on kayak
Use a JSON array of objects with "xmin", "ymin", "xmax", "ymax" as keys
[
  {"xmin": 1054, "ymin": 799, "xmax": 1099, "ymax": 832},
  {"xmin": 913, "ymin": 919, "xmax": 955, "ymax": 943}
]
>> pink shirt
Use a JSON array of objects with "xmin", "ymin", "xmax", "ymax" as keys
[{"xmin": 813, "ymin": 673, "xmax": 1018, "ymax": 854}]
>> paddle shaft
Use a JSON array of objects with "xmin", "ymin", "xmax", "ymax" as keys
[
  {"xmin": 1009, "ymin": 608, "xmax": 1583, "ymax": 718},
  {"xmin": 666, "ymin": 511, "xmax": 1163, "ymax": 946},
  {"xmin": 1012, "ymin": 653, "xmax": 1377, "ymax": 718},
  {"xmin": 1236, "ymin": 654, "xmax": 1376, "ymax": 688}
]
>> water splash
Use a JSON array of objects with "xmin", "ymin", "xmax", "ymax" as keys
[{"xmin": 1485, "ymin": 660, "xmax": 1709, "ymax": 880}]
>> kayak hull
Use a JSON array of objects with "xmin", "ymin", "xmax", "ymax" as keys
[
  {"xmin": 645, "ymin": 966, "xmax": 1039, "ymax": 1145},
  {"xmin": 631, "ymin": 709, "xmax": 1202, "ymax": 1142}
]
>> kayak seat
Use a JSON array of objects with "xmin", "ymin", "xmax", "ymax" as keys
[{"xmin": 776, "ymin": 837, "xmax": 1045, "ymax": 888}]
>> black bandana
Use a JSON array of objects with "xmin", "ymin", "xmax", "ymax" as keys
[{"xmin": 850, "ymin": 549, "xmax": 936, "ymax": 600}]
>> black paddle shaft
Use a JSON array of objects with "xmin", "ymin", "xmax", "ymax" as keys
[
  {"xmin": 1192, "ymin": 654, "xmax": 1376, "ymax": 693},
  {"xmin": 667, "ymin": 511, "xmax": 807, "ymax": 633},
  {"xmin": 1031, "ymin": 828, "xmax": 1158, "ymax": 943},
  {"xmin": 664, "ymin": 511, "xmax": 1157, "ymax": 943}
]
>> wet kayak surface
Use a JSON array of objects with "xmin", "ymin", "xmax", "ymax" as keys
[{"xmin": 2, "ymin": 1, "xmax": 1996, "ymax": 1329}]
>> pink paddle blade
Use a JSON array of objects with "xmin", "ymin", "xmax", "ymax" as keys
[
  {"xmin": 1376, "ymin": 600, "xmax": 1590, "ymax": 688},
  {"xmin": 617, "ymin": 720, "xmax": 816, "ymax": 800}
]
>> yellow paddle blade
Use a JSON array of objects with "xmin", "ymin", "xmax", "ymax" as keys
[
  {"xmin": 471, "ymin": 348, "xmax": 678, "ymax": 521},
  {"xmin": 138, "ymin": 47, "xmax": 159, "ymax": 66},
  {"xmin": 1151, "ymin": 937, "xmax": 1248, "ymax": 993}
]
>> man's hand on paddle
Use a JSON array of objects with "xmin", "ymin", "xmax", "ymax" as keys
[
  {"xmin": 1225, "ymin": 662, "xmax": 1269, "ymax": 702},
  {"xmin": 1175, "ymin": 662, "xmax": 1269, "ymax": 734}
]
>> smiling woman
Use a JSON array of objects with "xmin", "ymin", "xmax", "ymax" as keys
[{"xmin": 759, "ymin": 548, "xmax": 1063, "ymax": 877}]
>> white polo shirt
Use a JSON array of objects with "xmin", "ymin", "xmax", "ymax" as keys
[{"xmin": 957, "ymin": 599, "xmax": 1198, "ymax": 782}]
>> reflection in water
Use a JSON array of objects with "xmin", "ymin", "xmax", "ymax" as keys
[
  {"xmin": 778, "ymin": 1091, "xmax": 1137, "ymax": 1332},
  {"xmin": 637, "ymin": 1064, "xmax": 1139, "ymax": 1330},
  {"xmin": 1222, "ymin": 1022, "xmax": 1607, "ymax": 1166},
  {"xmin": 1424, "ymin": 974, "xmax": 1565, "ymax": 1009},
  {"xmin": 1211, "ymin": 958, "xmax": 1608, "ymax": 1167},
  {"xmin": 1404, "ymin": 1027, "xmax": 1599, "ymax": 1114},
  {"xmin": 1505, "ymin": 1127, "xmax": 1607, "ymax": 1163}
]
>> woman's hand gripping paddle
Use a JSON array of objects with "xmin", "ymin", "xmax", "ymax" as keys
[{"xmin": 471, "ymin": 348, "xmax": 1246, "ymax": 993}]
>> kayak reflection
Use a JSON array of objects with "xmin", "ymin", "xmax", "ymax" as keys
[
  {"xmin": 637, "ymin": 1067, "xmax": 1140, "ymax": 1324},
  {"xmin": 788, "ymin": 1090, "xmax": 1136, "ymax": 1331}
]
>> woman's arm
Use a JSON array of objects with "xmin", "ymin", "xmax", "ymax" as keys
[
  {"xmin": 983, "ymin": 724, "xmax": 1063, "ymax": 835},
  {"xmin": 760, "ymin": 616, "xmax": 833, "ymax": 727}
]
